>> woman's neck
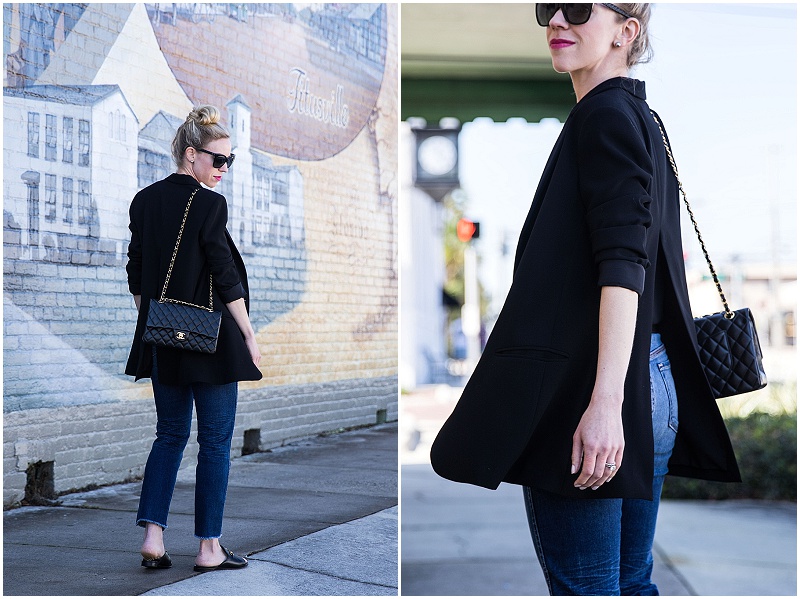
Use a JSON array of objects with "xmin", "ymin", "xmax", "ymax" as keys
[
  {"xmin": 571, "ymin": 66, "xmax": 630, "ymax": 102},
  {"xmin": 176, "ymin": 165, "xmax": 198, "ymax": 181}
]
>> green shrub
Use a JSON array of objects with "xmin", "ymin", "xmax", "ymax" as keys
[{"xmin": 662, "ymin": 412, "xmax": 797, "ymax": 501}]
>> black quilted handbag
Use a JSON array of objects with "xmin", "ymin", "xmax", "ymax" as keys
[
  {"xmin": 652, "ymin": 112, "xmax": 767, "ymax": 398},
  {"xmin": 694, "ymin": 308, "xmax": 766, "ymax": 398},
  {"xmin": 143, "ymin": 189, "xmax": 222, "ymax": 354}
]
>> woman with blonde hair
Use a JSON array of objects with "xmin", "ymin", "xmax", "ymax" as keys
[
  {"xmin": 126, "ymin": 105, "xmax": 262, "ymax": 571},
  {"xmin": 431, "ymin": 5, "xmax": 739, "ymax": 594}
]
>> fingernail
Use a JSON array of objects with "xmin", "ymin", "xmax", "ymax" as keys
[
  {"xmin": 591, "ymin": 486, "xmax": 599, "ymax": 491},
  {"xmin": 570, "ymin": 464, "xmax": 577, "ymax": 474}
]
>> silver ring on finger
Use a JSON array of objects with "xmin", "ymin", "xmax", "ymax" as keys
[{"xmin": 605, "ymin": 462, "xmax": 617, "ymax": 472}]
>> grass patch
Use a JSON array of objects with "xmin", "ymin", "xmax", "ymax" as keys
[{"xmin": 663, "ymin": 410, "xmax": 796, "ymax": 501}]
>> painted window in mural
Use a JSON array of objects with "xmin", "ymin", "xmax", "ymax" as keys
[
  {"xmin": 110, "ymin": 109, "xmax": 126, "ymax": 142},
  {"xmin": 21, "ymin": 171, "xmax": 40, "ymax": 245},
  {"xmin": 44, "ymin": 173, "xmax": 57, "ymax": 222},
  {"xmin": 77, "ymin": 180, "xmax": 90, "ymax": 226},
  {"xmin": 253, "ymin": 167, "xmax": 269, "ymax": 212},
  {"xmin": 45, "ymin": 113, "xmax": 57, "ymax": 161},
  {"xmin": 78, "ymin": 119, "xmax": 90, "ymax": 167},
  {"xmin": 62, "ymin": 116, "xmax": 73, "ymax": 163},
  {"xmin": 27, "ymin": 111, "xmax": 39, "ymax": 157},
  {"xmin": 62, "ymin": 177, "xmax": 73, "ymax": 224}
]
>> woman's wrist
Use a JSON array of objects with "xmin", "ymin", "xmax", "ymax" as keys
[{"xmin": 590, "ymin": 385, "xmax": 625, "ymax": 409}]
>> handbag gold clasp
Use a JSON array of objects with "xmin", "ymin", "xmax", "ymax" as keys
[{"xmin": 175, "ymin": 331, "xmax": 187, "ymax": 341}]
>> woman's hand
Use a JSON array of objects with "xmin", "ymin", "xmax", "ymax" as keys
[
  {"xmin": 244, "ymin": 334, "xmax": 262, "ymax": 367},
  {"xmin": 572, "ymin": 285, "xmax": 638, "ymax": 490},
  {"xmin": 571, "ymin": 394, "xmax": 625, "ymax": 490},
  {"xmin": 226, "ymin": 298, "xmax": 262, "ymax": 368}
]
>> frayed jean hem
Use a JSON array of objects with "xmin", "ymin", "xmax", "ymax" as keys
[
  {"xmin": 137, "ymin": 518, "xmax": 167, "ymax": 530},
  {"xmin": 195, "ymin": 534, "xmax": 221, "ymax": 540}
]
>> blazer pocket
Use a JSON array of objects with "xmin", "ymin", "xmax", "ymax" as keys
[{"xmin": 495, "ymin": 346, "xmax": 570, "ymax": 362}]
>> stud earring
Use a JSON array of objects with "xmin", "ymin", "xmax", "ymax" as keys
[{"xmin": 614, "ymin": 41, "xmax": 622, "ymax": 48}]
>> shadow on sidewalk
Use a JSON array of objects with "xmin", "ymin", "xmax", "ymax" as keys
[{"xmin": 3, "ymin": 423, "xmax": 398, "ymax": 596}]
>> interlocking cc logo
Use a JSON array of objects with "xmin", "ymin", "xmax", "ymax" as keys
[{"xmin": 175, "ymin": 331, "xmax": 187, "ymax": 341}]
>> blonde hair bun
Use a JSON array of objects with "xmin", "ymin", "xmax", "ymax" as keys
[{"xmin": 188, "ymin": 105, "xmax": 221, "ymax": 127}]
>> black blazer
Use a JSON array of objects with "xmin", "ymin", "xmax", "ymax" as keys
[
  {"xmin": 125, "ymin": 173, "xmax": 263, "ymax": 385},
  {"xmin": 430, "ymin": 78, "xmax": 740, "ymax": 500}
]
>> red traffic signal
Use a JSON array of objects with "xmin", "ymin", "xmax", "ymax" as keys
[{"xmin": 456, "ymin": 218, "xmax": 480, "ymax": 242}]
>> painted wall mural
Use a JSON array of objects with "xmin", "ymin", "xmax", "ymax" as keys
[
  {"xmin": 3, "ymin": 3, "xmax": 397, "ymax": 411},
  {"xmin": 146, "ymin": 3, "xmax": 387, "ymax": 160}
]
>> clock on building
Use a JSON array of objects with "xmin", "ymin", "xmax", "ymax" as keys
[
  {"xmin": 418, "ymin": 134, "xmax": 458, "ymax": 177},
  {"xmin": 412, "ymin": 126, "xmax": 460, "ymax": 201}
]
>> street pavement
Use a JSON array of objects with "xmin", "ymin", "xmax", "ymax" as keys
[
  {"xmin": 3, "ymin": 423, "xmax": 397, "ymax": 596},
  {"xmin": 401, "ymin": 386, "xmax": 797, "ymax": 596}
]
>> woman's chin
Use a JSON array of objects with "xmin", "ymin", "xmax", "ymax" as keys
[{"xmin": 549, "ymin": 58, "xmax": 572, "ymax": 75}]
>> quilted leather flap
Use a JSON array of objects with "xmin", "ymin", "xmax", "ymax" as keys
[{"xmin": 146, "ymin": 300, "xmax": 221, "ymax": 338}]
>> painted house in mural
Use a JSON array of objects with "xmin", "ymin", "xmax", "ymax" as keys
[
  {"xmin": 3, "ymin": 84, "xmax": 137, "ymax": 257},
  {"xmin": 4, "ymin": 84, "xmax": 304, "ymax": 268}
]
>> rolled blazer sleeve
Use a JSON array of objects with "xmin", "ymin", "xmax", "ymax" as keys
[
  {"xmin": 577, "ymin": 106, "xmax": 653, "ymax": 295},
  {"xmin": 199, "ymin": 196, "xmax": 245, "ymax": 304},
  {"xmin": 126, "ymin": 196, "xmax": 143, "ymax": 296}
]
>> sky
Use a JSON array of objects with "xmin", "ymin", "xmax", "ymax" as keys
[{"xmin": 457, "ymin": 3, "xmax": 797, "ymax": 317}]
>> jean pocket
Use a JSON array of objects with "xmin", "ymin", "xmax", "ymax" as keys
[{"xmin": 657, "ymin": 361, "xmax": 679, "ymax": 434}]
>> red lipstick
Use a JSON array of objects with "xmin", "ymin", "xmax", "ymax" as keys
[{"xmin": 549, "ymin": 38, "xmax": 575, "ymax": 49}]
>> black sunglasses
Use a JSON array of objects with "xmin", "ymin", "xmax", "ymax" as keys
[
  {"xmin": 535, "ymin": 3, "xmax": 634, "ymax": 27},
  {"xmin": 196, "ymin": 147, "xmax": 235, "ymax": 169}
]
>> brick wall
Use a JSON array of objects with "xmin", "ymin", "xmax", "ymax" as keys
[{"xmin": 3, "ymin": 3, "xmax": 397, "ymax": 508}]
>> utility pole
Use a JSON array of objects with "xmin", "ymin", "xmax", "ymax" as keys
[
  {"xmin": 457, "ymin": 218, "xmax": 481, "ymax": 370},
  {"xmin": 462, "ymin": 244, "xmax": 481, "ymax": 368}
]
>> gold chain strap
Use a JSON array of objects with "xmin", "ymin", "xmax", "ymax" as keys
[
  {"xmin": 159, "ymin": 188, "xmax": 215, "ymax": 312},
  {"xmin": 650, "ymin": 111, "xmax": 734, "ymax": 320}
]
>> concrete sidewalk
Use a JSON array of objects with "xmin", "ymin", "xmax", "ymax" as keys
[
  {"xmin": 3, "ymin": 423, "xmax": 397, "ymax": 596},
  {"xmin": 401, "ymin": 386, "xmax": 797, "ymax": 596}
]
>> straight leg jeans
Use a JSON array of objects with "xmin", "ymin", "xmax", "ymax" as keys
[
  {"xmin": 136, "ymin": 348, "xmax": 238, "ymax": 539},
  {"xmin": 523, "ymin": 333, "xmax": 678, "ymax": 595}
]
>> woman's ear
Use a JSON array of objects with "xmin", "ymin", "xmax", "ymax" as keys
[
  {"xmin": 617, "ymin": 18, "xmax": 640, "ymax": 48},
  {"xmin": 185, "ymin": 147, "xmax": 196, "ymax": 164}
]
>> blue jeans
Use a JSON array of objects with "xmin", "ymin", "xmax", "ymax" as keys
[
  {"xmin": 523, "ymin": 333, "xmax": 678, "ymax": 595},
  {"xmin": 136, "ymin": 348, "xmax": 238, "ymax": 539}
]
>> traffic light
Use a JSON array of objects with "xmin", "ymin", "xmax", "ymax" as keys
[{"xmin": 456, "ymin": 218, "xmax": 480, "ymax": 242}]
